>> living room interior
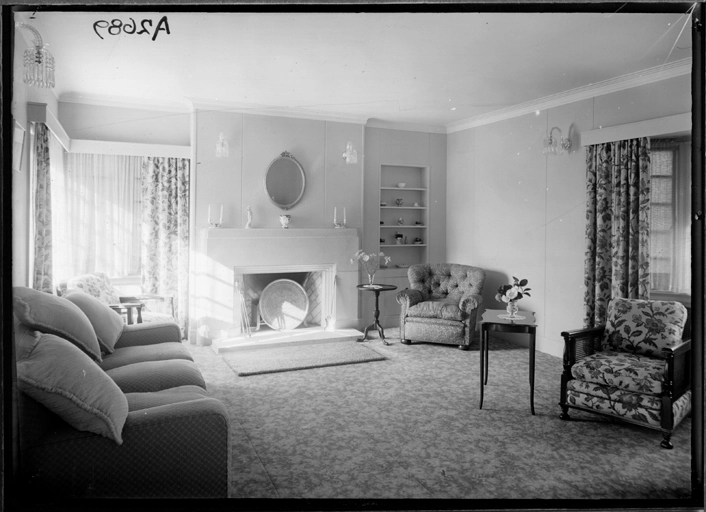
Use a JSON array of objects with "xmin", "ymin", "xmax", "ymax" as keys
[{"xmin": 7, "ymin": 4, "xmax": 705, "ymax": 507}]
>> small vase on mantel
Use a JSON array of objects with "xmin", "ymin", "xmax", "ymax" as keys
[{"xmin": 506, "ymin": 301, "xmax": 519, "ymax": 319}]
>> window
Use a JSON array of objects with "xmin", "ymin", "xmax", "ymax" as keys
[
  {"xmin": 649, "ymin": 139, "xmax": 691, "ymax": 299},
  {"xmin": 52, "ymin": 152, "xmax": 143, "ymax": 283}
]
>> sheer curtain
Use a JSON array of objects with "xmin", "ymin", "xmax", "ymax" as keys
[{"xmin": 52, "ymin": 153, "xmax": 142, "ymax": 283}]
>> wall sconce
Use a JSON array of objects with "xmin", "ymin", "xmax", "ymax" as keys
[
  {"xmin": 216, "ymin": 132, "xmax": 229, "ymax": 158},
  {"xmin": 542, "ymin": 127, "xmax": 571, "ymax": 156},
  {"xmin": 342, "ymin": 142, "xmax": 358, "ymax": 165},
  {"xmin": 16, "ymin": 22, "xmax": 55, "ymax": 89}
]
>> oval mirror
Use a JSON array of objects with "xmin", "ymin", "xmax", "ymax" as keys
[{"xmin": 264, "ymin": 151, "xmax": 306, "ymax": 210}]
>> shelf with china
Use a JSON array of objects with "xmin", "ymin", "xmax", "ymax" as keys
[{"xmin": 378, "ymin": 164, "xmax": 429, "ymax": 270}]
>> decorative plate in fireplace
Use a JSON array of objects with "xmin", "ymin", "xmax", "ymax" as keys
[{"xmin": 259, "ymin": 279, "xmax": 310, "ymax": 331}]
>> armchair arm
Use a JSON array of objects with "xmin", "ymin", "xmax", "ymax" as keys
[
  {"xmin": 459, "ymin": 293, "xmax": 483, "ymax": 314},
  {"xmin": 662, "ymin": 339, "xmax": 692, "ymax": 399},
  {"xmin": 115, "ymin": 320, "xmax": 181, "ymax": 348},
  {"xmin": 560, "ymin": 326, "xmax": 605, "ymax": 367},
  {"xmin": 396, "ymin": 288, "xmax": 425, "ymax": 308}
]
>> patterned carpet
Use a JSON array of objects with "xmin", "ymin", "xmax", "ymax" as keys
[{"xmin": 188, "ymin": 328, "xmax": 693, "ymax": 501}]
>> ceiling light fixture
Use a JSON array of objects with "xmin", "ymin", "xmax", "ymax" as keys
[
  {"xmin": 542, "ymin": 126, "xmax": 571, "ymax": 156},
  {"xmin": 216, "ymin": 132, "xmax": 229, "ymax": 158},
  {"xmin": 342, "ymin": 142, "xmax": 358, "ymax": 165},
  {"xmin": 16, "ymin": 22, "xmax": 55, "ymax": 89}
]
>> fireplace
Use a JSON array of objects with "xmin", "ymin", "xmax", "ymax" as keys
[
  {"xmin": 234, "ymin": 264, "xmax": 336, "ymax": 334},
  {"xmin": 193, "ymin": 228, "xmax": 361, "ymax": 350}
]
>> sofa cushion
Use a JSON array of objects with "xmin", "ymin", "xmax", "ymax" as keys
[
  {"xmin": 571, "ymin": 350, "xmax": 666, "ymax": 395},
  {"xmin": 66, "ymin": 291, "xmax": 125, "ymax": 355},
  {"xmin": 407, "ymin": 299, "xmax": 464, "ymax": 321},
  {"xmin": 125, "ymin": 385, "xmax": 210, "ymax": 412},
  {"xmin": 99, "ymin": 342, "xmax": 193, "ymax": 372},
  {"xmin": 603, "ymin": 298, "xmax": 687, "ymax": 358},
  {"xmin": 16, "ymin": 332, "xmax": 128, "ymax": 444},
  {"xmin": 13, "ymin": 286, "xmax": 102, "ymax": 362},
  {"xmin": 67, "ymin": 272, "xmax": 120, "ymax": 304},
  {"xmin": 106, "ymin": 359, "xmax": 206, "ymax": 393}
]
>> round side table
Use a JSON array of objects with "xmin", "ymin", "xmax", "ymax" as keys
[{"xmin": 356, "ymin": 284, "xmax": 397, "ymax": 345}]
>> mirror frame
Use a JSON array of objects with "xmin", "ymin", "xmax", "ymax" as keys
[{"xmin": 263, "ymin": 151, "xmax": 306, "ymax": 211}]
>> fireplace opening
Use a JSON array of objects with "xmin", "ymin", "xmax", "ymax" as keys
[{"xmin": 236, "ymin": 268, "xmax": 331, "ymax": 334}]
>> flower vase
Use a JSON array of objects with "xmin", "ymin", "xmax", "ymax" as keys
[
  {"xmin": 506, "ymin": 301, "xmax": 519, "ymax": 319},
  {"xmin": 367, "ymin": 272, "xmax": 376, "ymax": 286}
]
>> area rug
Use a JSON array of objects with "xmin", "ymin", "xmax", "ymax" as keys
[{"xmin": 221, "ymin": 341, "xmax": 386, "ymax": 376}]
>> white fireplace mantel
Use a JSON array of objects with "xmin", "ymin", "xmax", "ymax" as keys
[{"xmin": 192, "ymin": 227, "xmax": 360, "ymax": 343}]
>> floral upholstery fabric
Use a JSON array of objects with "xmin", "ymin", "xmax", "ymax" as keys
[
  {"xmin": 567, "ymin": 385, "xmax": 691, "ymax": 429},
  {"xmin": 407, "ymin": 299, "xmax": 465, "ymax": 321},
  {"xmin": 67, "ymin": 272, "xmax": 120, "ymax": 305},
  {"xmin": 571, "ymin": 350, "xmax": 665, "ymax": 395},
  {"xmin": 601, "ymin": 298, "xmax": 687, "ymax": 358},
  {"xmin": 567, "ymin": 379, "xmax": 661, "ymax": 412}
]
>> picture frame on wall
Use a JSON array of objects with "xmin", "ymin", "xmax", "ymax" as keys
[{"xmin": 13, "ymin": 120, "xmax": 26, "ymax": 173}]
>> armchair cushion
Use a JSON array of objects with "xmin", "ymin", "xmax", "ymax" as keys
[
  {"xmin": 13, "ymin": 286, "xmax": 102, "ymax": 362},
  {"xmin": 65, "ymin": 290, "xmax": 125, "ymax": 354},
  {"xmin": 407, "ymin": 299, "xmax": 464, "ymax": 321},
  {"xmin": 16, "ymin": 331, "xmax": 128, "ymax": 445},
  {"xmin": 67, "ymin": 272, "xmax": 120, "ymax": 305},
  {"xmin": 603, "ymin": 298, "xmax": 687, "ymax": 358},
  {"xmin": 571, "ymin": 350, "xmax": 666, "ymax": 395}
]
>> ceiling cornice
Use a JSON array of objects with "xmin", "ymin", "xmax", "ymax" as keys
[
  {"xmin": 365, "ymin": 119, "xmax": 446, "ymax": 134},
  {"xmin": 59, "ymin": 92, "xmax": 191, "ymax": 113},
  {"xmin": 445, "ymin": 58, "xmax": 692, "ymax": 133},
  {"xmin": 186, "ymin": 97, "xmax": 369, "ymax": 125}
]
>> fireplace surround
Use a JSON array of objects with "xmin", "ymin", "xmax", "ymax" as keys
[{"xmin": 193, "ymin": 228, "xmax": 360, "ymax": 348}]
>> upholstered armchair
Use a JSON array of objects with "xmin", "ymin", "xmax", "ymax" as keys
[
  {"xmin": 62, "ymin": 272, "xmax": 174, "ymax": 325},
  {"xmin": 559, "ymin": 298, "xmax": 691, "ymax": 449},
  {"xmin": 396, "ymin": 263, "xmax": 485, "ymax": 350}
]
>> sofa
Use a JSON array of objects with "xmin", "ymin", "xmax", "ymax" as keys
[
  {"xmin": 12, "ymin": 286, "xmax": 229, "ymax": 498},
  {"xmin": 396, "ymin": 263, "xmax": 485, "ymax": 350}
]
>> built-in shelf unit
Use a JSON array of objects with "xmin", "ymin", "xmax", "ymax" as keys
[{"xmin": 378, "ymin": 164, "xmax": 429, "ymax": 270}]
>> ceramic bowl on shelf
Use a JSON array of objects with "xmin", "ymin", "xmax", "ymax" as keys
[
  {"xmin": 397, "ymin": 264, "xmax": 410, "ymax": 269},
  {"xmin": 380, "ymin": 202, "xmax": 387, "ymax": 206},
  {"xmin": 397, "ymin": 183, "xmax": 406, "ymax": 188}
]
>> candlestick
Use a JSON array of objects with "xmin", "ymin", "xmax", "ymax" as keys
[
  {"xmin": 334, "ymin": 207, "xmax": 337, "ymax": 224},
  {"xmin": 208, "ymin": 204, "xmax": 211, "ymax": 225},
  {"xmin": 219, "ymin": 204, "xmax": 223, "ymax": 224},
  {"xmin": 343, "ymin": 207, "xmax": 346, "ymax": 226}
]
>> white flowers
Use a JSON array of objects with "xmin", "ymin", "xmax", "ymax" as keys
[
  {"xmin": 351, "ymin": 250, "xmax": 391, "ymax": 275},
  {"xmin": 496, "ymin": 277, "xmax": 531, "ymax": 304}
]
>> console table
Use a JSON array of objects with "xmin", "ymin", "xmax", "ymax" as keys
[{"xmin": 479, "ymin": 309, "xmax": 537, "ymax": 415}]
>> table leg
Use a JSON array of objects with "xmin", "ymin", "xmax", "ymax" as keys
[
  {"xmin": 484, "ymin": 332, "xmax": 489, "ymax": 385},
  {"xmin": 136, "ymin": 305, "xmax": 143, "ymax": 324},
  {"xmin": 479, "ymin": 326, "xmax": 486, "ymax": 409},
  {"xmin": 529, "ymin": 330, "xmax": 536, "ymax": 415},
  {"xmin": 126, "ymin": 308, "xmax": 133, "ymax": 325}
]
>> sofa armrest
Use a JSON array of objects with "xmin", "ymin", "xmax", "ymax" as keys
[
  {"xmin": 20, "ymin": 398, "xmax": 230, "ymax": 498},
  {"xmin": 396, "ymin": 288, "xmax": 425, "ymax": 308},
  {"xmin": 459, "ymin": 293, "xmax": 483, "ymax": 314},
  {"xmin": 662, "ymin": 339, "xmax": 692, "ymax": 398},
  {"xmin": 115, "ymin": 320, "xmax": 181, "ymax": 348}
]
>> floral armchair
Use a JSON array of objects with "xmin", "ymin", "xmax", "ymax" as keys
[
  {"xmin": 559, "ymin": 298, "xmax": 691, "ymax": 449},
  {"xmin": 396, "ymin": 263, "xmax": 485, "ymax": 350},
  {"xmin": 62, "ymin": 272, "xmax": 174, "ymax": 325}
]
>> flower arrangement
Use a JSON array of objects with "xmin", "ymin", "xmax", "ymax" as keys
[
  {"xmin": 495, "ymin": 276, "xmax": 531, "ymax": 304},
  {"xmin": 496, "ymin": 277, "xmax": 531, "ymax": 319},
  {"xmin": 351, "ymin": 250, "xmax": 391, "ymax": 285}
]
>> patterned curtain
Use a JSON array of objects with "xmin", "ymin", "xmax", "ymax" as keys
[
  {"xmin": 141, "ymin": 157, "xmax": 190, "ymax": 334},
  {"xmin": 32, "ymin": 123, "xmax": 53, "ymax": 293},
  {"xmin": 583, "ymin": 138, "xmax": 651, "ymax": 327}
]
